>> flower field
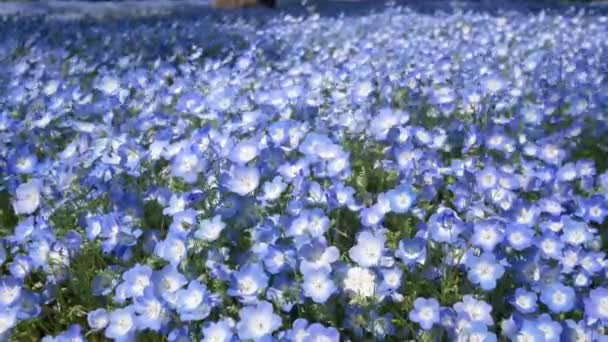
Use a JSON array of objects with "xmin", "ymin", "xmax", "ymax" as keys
[{"xmin": 1, "ymin": 2, "xmax": 608, "ymax": 341}]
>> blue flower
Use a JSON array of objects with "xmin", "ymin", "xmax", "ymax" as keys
[
  {"xmin": 194, "ymin": 215, "xmax": 226, "ymax": 242},
  {"xmin": 348, "ymin": 230, "xmax": 386, "ymax": 268},
  {"xmin": 0, "ymin": 277, "xmax": 22, "ymax": 308},
  {"xmin": 302, "ymin": 270, "xmax": 336, "ymax": 304},
  {"xmin": 540, "ymin": 283, "xmax": 576, "ymax": 313},
  {"xmin": 225, "ymin": 165, "xmax": 260, "ymax": 196},
  {"xmin": 152, "ymin": 265, "xmax": 187, "ymax": 306},
  {"xmin": 428, "ymin": 207, "xmax": 465, "ymax": 244},
  {"xmin": 87, "ymin": 308, "xmax": 109, "ymax": 331},
  {"xmin": 299, "ymin": 240, "xmax": 340, "ymax": 275},
  {"xmin": 510, "ymin": 288, "xmax": 537, "ymax": 314},
  {"xmin": 134, "ymin": 288, "xmax": 167, "ymax": 331},
  {"xmin": 386, "ymin": 185, "xmax": 417, "ymax": 213},
  {"xmin": 409, "ymin": 297, "xmax": 440, "ymax": 331},
  {"xmin": 121, "ymin": 264, "xmax": 153, "ymax": 299},
  {"xmin": 471, "ymin": 219, "xmax": 504, "ymax": 252},
  {"xmin": 171, "ymin": 148, "xmax": 204, "ymax": 184},
  {"xmin": 154, "ymin": 236, "xmax": 187, "ymax": 266},
  {"xmin": 236, "ymin": 301, "xmax": 282, "ymax": 341},
  {"xmin": 12, "ymin": 180, "xmax": 42, "ymax": 215},
  {"xmin": 453, "ymin": 295, "xmax": 493, "ymax": 326},
  {"xmin": 584, "ymin": 287, "xmax": 608, "ymax": 324},
  {"xmin": 395, "ymin": 237, "xmax": 427, "ymax": 266},
  {"xmin": 228, "ymin": 263, "xmax": 269, "ymax": 302},
  {"xmin": 229, "ymin": 139, "xmax": 260, "ymax": 165},
  {"xmin": 201, "ymin": 318, "xmax": 235, "ymax": 342},
  {"xmin": 0, "ymin": 307, "xmax": 17, "ymax": 336},
  {"xmin": 304, "ymin": 323, "xmax": 340, "ymax": 342},
  {"xmin": 515, "ymin": 320, "xmax": 546, "ymax": 342},
  {"xmin": 465, "ymin": 252, "xmax": 505, "ymax": 291},
  {"xmin": 457, "ymin": 322, "xmax": 497, "ymax": 342},
  {"xmin": 105, "ymin": 307, "xmax": 137, "ymax": 341},
  {"xmin": 505, "ymin": 224, "xmax": 535, "ymax": 251},
  {"xmin": 534, "ymin": 314, "xmax": 562, "ymax": 342},
  {"xmin": 176, "ymin": 280, "xmax": 214, "ymax": 321},
  {"xmin": 54, "ymin": 324, "xmax": 86, "ymax": 342}
]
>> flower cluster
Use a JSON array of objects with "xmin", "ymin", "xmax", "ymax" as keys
[{"xmin": 1, "ymin": 3, "xmax": 608, "ymax": 341}]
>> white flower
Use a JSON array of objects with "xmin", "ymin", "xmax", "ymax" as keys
[
  {"xmin": 12, "ymin": 180, "xmax": 41, "ymax": 215},
  {"xmin": 343, "ymin": 266, "xmax": 376, "ymax": 298}
]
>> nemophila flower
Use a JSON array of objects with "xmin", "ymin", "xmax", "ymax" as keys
[
  {"xmin": 360, "ymin": 205, "xmax": 385, "ymax": 227},
  {"xmin": 409, "ymin": 297, "xmax": 440, "ymax": 331},
  {"xmin": 12, "ymin": 179, "xmax": 42, "ymax": 215},
  {"xmin": 579, "ymin": 251, "xmax": 604, "ymax": 275},
  {"xmin": 194, "ymin": 215, "xmax": 226, "ymax": 242},
  {"xmin": 305, "ymin": 323, "xmax": 340, "ymax": 342},
  {"xmin": 229, "ymin": 139, "xmax": 260, "ymax": 165},
  {"xmin": 0, "ymin": 276, "xmax": 22, "ymax": 308},
  {"xmin": 302, "ymin": 270, "xmax": 336, "ymax": 304},
  {"xmin": 299, "ymin": 240, "xmax": 340, "ymax": 275},
  {"xmin": 152, "ymin": 265, "xmax": 187, "ymax": 306},
  {"xmin": 225, "ymin": 165, "xmax": 260, "ymax": 196},
  {"xmin": 369, "ymin": 108, "xmax": 401, "ymax": 140},
  {"xmin": 236, "ymin": 301, "xmax": 282, "ymax": 341},
  {"xmin": 306, "ymin": 208, "xmax": 330, "ymax": 238},
  {"xmin": 121, "ymin": 264, "xmax": 152, "ymax": 299},
  {"xmin": 476, "ymin": 166, "xmax": 500, "ymax": 191},
  {"xmin": 168, "ymin": 209, "xmax": 197, "ymax": 238},
  {"xmin": 154, "ymin": 236, "xmax": 187, "ymax": 266},
  {"xmin": 538, "ymin": 143, "xmax": 564, "ymax": 165},
  {"xmin": 0, "ymin": 307, "xmax": 17, "ymax": 336},
  {"xmin": 105, "ymin": 306, "xmax": 136, "ymax": 341},
  {"xmin": 176, "ymin": 91, "xmax": 204, "ymax": 113},
  {"xmin": 96, "ymin": 75, "xmax": 121, "ymax": 96},
  {"xmin": 537, "ymin": 233, "xmax": 563, "ymax": 260},
  {"xmin": 228, "ymin": 263, "xmax": 269, "ymax": 302},
  {"xmin": 92, "ymin": 273, "xmax": 118, "ymax": 297},
  {"xmin": 505, "ymin": 224, "xmax": 535, "ymax": 251},
  {"xmin": 171, "ymin": 148, "xmax": 204, "ymax": 184},
  {"xmin": 87, "ymin": 308, "xmax": 109, "ymax": 331},
  {"xmin": 259, "ymin": 176, "xmax": 287, "ymax": 203},
  {"xmin": 540, "ymin": 283, "xmax": 576, "ymax": 313},
  {"xmin": 516, "ymin": 320, "xmax": 547, "ymax": 342},
  {"xmin": 471, "ymin": 219, "xmax": 504, "ymax": 252},
  {"xmin": 386, "ymin": 184, "xmax": 416, "ymax": 213},
  {"xmin": 562, "ymin": 319, "xmax": 595, "ymax": 342},
  {"xmin": 480, "ymin": 74, "xmax": 506, "ymax": 95},
  {"xmin": 17, "ymin": 289, "xmax": 41, "ymax": 319},
  {"xmin": 378, "ymin": 267, "xmax": 403, "ymax": 294},
  {"xmin": 466, "ymin": 252, "xmax": 505, "ymax": 291},
  {"xmin": 133, "ymin": 288, "xmax": 168, "ymax": 331},
  {"xmin": 9, "ymin": 148, "xmax": 38, "ymax": 174},
  {"xmin": 349, "ymin": 230, "xmax": 386, "ymax": 267},
  {"xmin": 396, "ymin": 237, "xmax": 427, "ymax": 266},
  {"xmin": 511, "ymin": 204, "xmax": 540, "ymax": 227},
  {"xmin": 9, "ymin": 255, "xmax": 32, "ymax": 279},
  {"xmin": 584, "ymin": 287, "xmax": 608, "ymax": 324},
  {"xmin": 343, "ymin": 266, "xmax": 376, "ymax": 299},
  {"xmin": 176, "ymin": 280, "xmax": 213, "ymax": 321},
  {"xmin": 263, "ymin": 246, "xmax": 294, "ymax": 274},
  {"xmin": 534, "ymin": 314, "xmax": 562, "ymax": 342},
  {"xmin": 282, "ymin": 318, "xmax": 309, "ymax": 341},
  {"xmin": 428, "ymin": 207, "xmax": 465, "ymax": 244},
  {"xmin": 561, "ymin": 218, "xmax": 592, "ymax": 246},
  {"xmin": 52, "ymin": 324, "xmax": 86, "ymax": 342},
  {"xmin": 201, "ymin": 318, "xmax": 235, "ymax": 342},
  {"xmin": 580, "ymin": 195, "xmax": 607, "ymax": 224},
  {"xmin": 453, "ymin": 295, "xmax": 493, "ymax": 326},
  {"xmin": 510, "ymin": 288, "xmax": 538, "ymax": 314}
]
